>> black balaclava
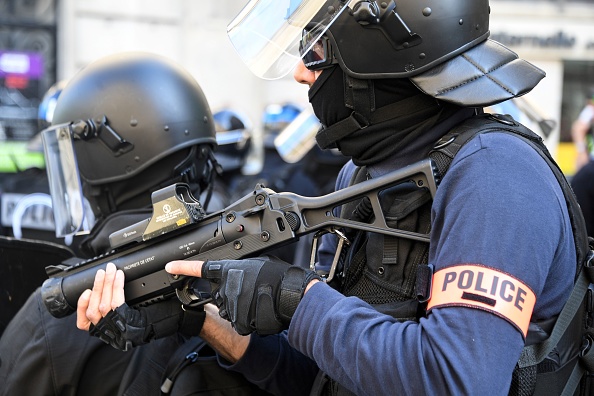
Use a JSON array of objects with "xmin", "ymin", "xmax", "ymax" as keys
[
  {"xmin": 309, "ymin": 65, "xmax": 461, "ymax": 166},
  {"xmin": 83, "ymin": 145, "xmax": 214, "ymax": 221}
]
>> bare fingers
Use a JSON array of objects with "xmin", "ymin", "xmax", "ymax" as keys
[
  {"xmin": 75, "ymin": 262, "xmax": 126, "ymax": 332},
  {"xmin": 85, "ymin": 266, "xmax": 107, "ymax": 325},
  {"xmin": 76, "ymin": 289, "xmax": 93, "ymax": 331},
  {"xmin": 111, "ymin": 268, "xmax": 126, "ymax": 310},
  {"xmin": 99, "ymin": 263, "xmax": 117, "ymax": 316},
  {"xmin": 165, "ymin": 260, "xmax": 204, "ymax": 277}
]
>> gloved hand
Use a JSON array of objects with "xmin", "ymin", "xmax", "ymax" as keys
[
  {"xmin": 89, "ymin": 299, "xmax": 205, "ymax": 351},
  {"xmin": 201, "ymin": 256, "xmax": 321, "ymax": 336}
]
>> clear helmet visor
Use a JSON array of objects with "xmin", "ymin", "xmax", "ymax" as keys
[
  {"xmin": 41, "ymin": 123, "xmax": 94, "ymax": 238},
  {"xmin": 227, "ymin": 0, "xmax": 349, "ymax": 80},
  {"xmin": 216, "ymin": 129, "xmax": 251, "ymax": 147}
]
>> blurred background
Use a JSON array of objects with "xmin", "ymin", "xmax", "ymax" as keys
[{"xmin": 0, "ymin": 0, "xmax": 593, "ymax": 177}]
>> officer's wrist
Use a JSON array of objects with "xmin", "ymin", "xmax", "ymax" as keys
[{"xmin": 304, "ymin": 279, "xmax": 321, "ymax": 295}]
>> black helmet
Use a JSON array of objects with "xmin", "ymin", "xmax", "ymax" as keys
[
  {"xmin": 52, "ymin": 52, "xmax": 216, "ymax": 185},
  {"xmin": 303, "ymin": 0, "xmax": 491, "ymax": 78},
  {"xmin": 228, "ymin": 0, "xmax": 545, "ymax": 107},
  {"xmin": 45, "ymin": 52, "xmax": 218, "ymax": 225},
  {"xmin": 212, "ymin": 108, "xmax": 252, "ymax": 172}
]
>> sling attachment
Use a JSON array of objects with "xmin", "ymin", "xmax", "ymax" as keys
[
  {"xmin": 310, "ymin": 228, "xmax": 350, "ymax": 284},
  {"xmin": 307, "ymin": 165, "xmax": 369, "ymax": 297}
]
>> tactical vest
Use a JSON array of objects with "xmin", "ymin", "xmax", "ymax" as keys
[{"xmin": 312, "ymin": 114, "xmax": 594, "ymax": 396}]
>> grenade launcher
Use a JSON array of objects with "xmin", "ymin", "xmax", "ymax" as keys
[{"xmin": 41, "ymin": 159, "xmax": 437, "ymax": 319}]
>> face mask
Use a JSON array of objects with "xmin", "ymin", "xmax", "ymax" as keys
[
  {"xmin": 307, "ymin": 65, "xmax": 460, "ymax": 166},
  {"xmin": 308, "ymin": 66, "xmax": 351, "ymax": 128}
]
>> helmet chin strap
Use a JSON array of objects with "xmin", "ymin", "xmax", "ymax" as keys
[
  {"xmin": 311, "ymin": 69, "xmax": 380, "ymax": 150},
  {"xmin": 315, "ymin": 73, "xmax": 438, "ymax": 150},
  {"xmin": 344, "ymin": 74, "xmax": 375, "ymax": 123}
]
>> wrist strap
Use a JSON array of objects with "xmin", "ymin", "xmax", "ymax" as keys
[{"xmin": 278, "ymin": 267, "xmax": 321, "ymax": 323}]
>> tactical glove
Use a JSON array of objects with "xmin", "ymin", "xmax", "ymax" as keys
[
  {"xmin": 202, "ymin": 256, "xmax": 321, "ymax": 336},
  {"xmin": 89, "ymin": 299, "xmax": 205, "ymax": 351}
]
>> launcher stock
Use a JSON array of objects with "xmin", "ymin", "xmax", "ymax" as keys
[{"xmin": 41, "ymin": 159, "xmax": 437, "ymax": 319}]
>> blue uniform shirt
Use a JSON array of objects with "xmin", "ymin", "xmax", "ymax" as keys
[{"xmin": 226, "ymin": 124, "xmax": 575, "ymax": 395}]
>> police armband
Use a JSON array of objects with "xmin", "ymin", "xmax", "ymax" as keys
[{"xmin": 426, "ymin": 264, "xmax": 536, "ymax": 338}]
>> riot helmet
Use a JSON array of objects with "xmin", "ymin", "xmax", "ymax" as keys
[
  {"xmin": 262, "ymin": 102, "xmax": 302, "ymax": 148},
  {"xmin": 42, "ymin": 52, "xmax": 218, "ymax": 237},
  {"xmin": 228, "ymin": 0, "xmax": 545, "ymax": 107},
  {"xmin": 213, "ymin": 108, "xmax": 253, "ymax": 173}
]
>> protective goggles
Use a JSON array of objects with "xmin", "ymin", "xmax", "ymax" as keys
[
  {"xmin": 41, "ymin": 122, "xmax": 94, "ymax": 238},
  {"xmin": 227, "ymin": 0, "xmax": 349, "ymax": 80},
  {"xmin": 299, "ymin": 32, "xmax": 337, "ymax": 71}
]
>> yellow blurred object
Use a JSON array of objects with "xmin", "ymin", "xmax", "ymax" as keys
[
  {"xmin": 556, "ymin": 142, "xmax": 578, "ymax": 176},
  {"xmin": 0, "ymin": 141, "xmax": 45, "ymax": 173}
]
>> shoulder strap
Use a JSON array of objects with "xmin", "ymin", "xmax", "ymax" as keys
[{"xmin": 430, "ymin": 113, "xmax": 594, "ymax": 395}]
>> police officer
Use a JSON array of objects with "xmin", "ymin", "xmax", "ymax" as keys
[
  {"xmin": 80, "ymin": 1, "xmax": 588, "ymax": 395},
  {"xmin": 0, "ymin": 52, "xmax": 264, "ymax": 395}
]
